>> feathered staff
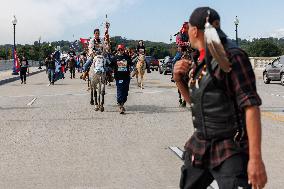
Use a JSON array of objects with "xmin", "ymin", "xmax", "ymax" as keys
[
  {"xmin": 104, "ymin": 14, "xmax": 111, "ymax": 51},
  {"xmin": 204, "ymin": 10, "xmax": 231, "ymax": 73}
]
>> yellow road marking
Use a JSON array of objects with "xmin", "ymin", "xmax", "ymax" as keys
[{"xmin": 261, "ymin": 112, "xmax": 284, "ymax": 122}]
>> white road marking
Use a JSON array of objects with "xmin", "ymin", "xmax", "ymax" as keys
[
  {"xmin": 169, "ymin": 146, "xmax": 184, "ymax": 159},
  {"xmin": 168, "ymin": 146, "xmax": 218, "ymax": 189},
  {"xmin": 27, "ymin": 98, "xmax": 37, "ymax": 106}
]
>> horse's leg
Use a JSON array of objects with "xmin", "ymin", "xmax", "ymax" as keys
[
  {"xmin": 87, "ymin": 77, "xmax": 89, "ymax": 87},
  {"xmin": 94, "ymin": 87, "xmax": 99, "ymax": 111},
  {"xmin": 98, "ymin": 77, "xmax": 101, "ymax": 108},
  {"xmin": 178, "ymin": 90, "xmax": 183, "ymax": 106},
  {"xmin": 136, "ymin": 70, "xmax": 140, "ymax": 87},
  {"xmin": 100, "ymin": 76, "xmax": 106, "ymax": 112},
  {"xmin": 141, "ymin": 74, "xmax": 144, "ymax": 89},
  {"xmin": 90, "ymin": 86, "xmax": 94, "ymax": 105}
]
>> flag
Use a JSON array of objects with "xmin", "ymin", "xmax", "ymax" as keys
[
  {"xmin": 14, "ymin": 48, "xmax": 20, "ymax": 72},
  {"xmin": 80, "ymin": 38, "xmax": 90, "ymax": 48}
]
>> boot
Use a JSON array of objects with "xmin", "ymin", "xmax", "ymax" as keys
[
  {"xmin": 82, "ymin": 72, "xmax": 88, "ymax": 80},
  {"xmin": 181, "ymin": 100, "xmax": 186, "ymax": 107},
  {"xmin": 179, "ymin": 99, "xmax": 183, "ymax": 106}
]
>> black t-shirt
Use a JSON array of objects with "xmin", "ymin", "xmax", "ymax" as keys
[
  {"xmin": 137, "ymin": 45, "xmax": 145, "ymax": 55},
  {"xmin": 111, "ymin": 54, "xmax": 132, "ymax": 80},
  {"xmin": 46, "ymin": 58, "xmax": 56, "ymax": 69},
  {"xmin": 20, "ymin": 60, "xmax": 29, "ymax": 72}
]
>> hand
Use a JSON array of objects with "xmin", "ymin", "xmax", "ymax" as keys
[
  {"xmin": 247, "ymin": 158, "xmax": 267, "ymax": 189},
  {"xmin": 173, "ymin": 59, "xmax": 191, "ymax": 82}
]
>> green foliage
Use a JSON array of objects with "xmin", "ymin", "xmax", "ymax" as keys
[
  {"xmin": 240, "ymin": 38, "xmax": 282, "ymax": 57},
  {"xmin": 2, "ymin": 36, "xmax": 284, "ymax": 60},
  {"xmin": 110, "ymin": 36, "xmax": 175, "ymax": 58}
]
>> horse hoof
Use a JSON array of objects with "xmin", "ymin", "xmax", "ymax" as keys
[
  {"xmin": 95, "ymin": 107, "xmax": 99, "ymax": 111},
  {"xmin": 90, "ymin": 101, "xmax": 94, "ymax": 105},
  {"xmin": 100, "ymin": 107, "xmax": 104, "ymax": 112}
]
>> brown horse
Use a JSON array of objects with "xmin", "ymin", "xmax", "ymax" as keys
[{"xmin": 135, "ymin": 54, "xmax": 146, "ymax": 89}]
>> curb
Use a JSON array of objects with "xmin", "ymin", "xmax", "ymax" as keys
[{"xmin": 0, "ymin": 69, "xmax": 46, "ymax": 86}]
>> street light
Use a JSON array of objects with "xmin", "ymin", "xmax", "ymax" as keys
[
  {"xmin": 12, "ymin": 15, "xmax": 18, "ymax": 75},
  {"xmin": 38, "ymin": 36, "xmax": 42, "ymax": 69},
  {"xmin": 234, "ymin": 16, "xmax": 239, "ymax": 46}
]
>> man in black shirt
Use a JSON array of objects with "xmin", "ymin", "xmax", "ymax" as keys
[
  {"xmin": 19, "ymin": 56, "xmax": 29, "ymax": 84},
  {"xmin": 45, "ymin": 54, "xmax": 56, "ymax": 85},
  {"xmin": 111, "ymin": 44, "xmax": 133, "ymax": 114}
]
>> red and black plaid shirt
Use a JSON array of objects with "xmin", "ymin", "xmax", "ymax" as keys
[{"xmin": 184, "ymin": 48, "xmax": 262, "ymax": 169}]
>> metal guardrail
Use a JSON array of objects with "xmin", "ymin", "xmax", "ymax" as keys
[{"xmin": 0, "ymin": 60, "xmax": 41, "ymax": 72}]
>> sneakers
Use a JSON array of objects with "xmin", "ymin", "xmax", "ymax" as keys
[{"xmin": 118, "ymin": 104, "xmax": 125, "ymax": 114}]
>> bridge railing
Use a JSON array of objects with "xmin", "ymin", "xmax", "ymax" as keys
[
  {"xmin": 0, "ymin": 60, "xmax": 41, "ymax": 72},
  {"xmin": 249, "ymin": 57, "xmax": 277, "ymax": 77}
]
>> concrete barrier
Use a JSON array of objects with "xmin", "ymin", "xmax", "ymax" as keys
[{"xmin": 0, "ymin": 60, "xmax": 41, "ymax": 71}]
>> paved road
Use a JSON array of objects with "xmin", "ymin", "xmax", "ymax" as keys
[{"xmin": 0, "ymin": 71, "xmax": 283, "ymax": 189}]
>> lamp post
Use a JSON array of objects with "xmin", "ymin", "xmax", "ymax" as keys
[
  {"xmin": 38, "ymin": 36, "xmax": 42, "ymax": 69},
  {"xmin": 234, "ymin": 16, "xmax": 239, "ymax": 46},
  {"xmin": 12, "ymin": 15, "xmax": 18, "ymax": 75}
]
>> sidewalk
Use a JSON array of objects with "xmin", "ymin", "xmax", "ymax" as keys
[{"xmin": 0, "ymin": 67, "xmax": 46, "ymax": 86}]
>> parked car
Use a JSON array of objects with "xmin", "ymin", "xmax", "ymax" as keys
[
  {"xmin": 160, "ymin": 56, "xmax": 173, "ymax": 75},
  {"xmin": 263, "ymin": 55, "xmax": 284, "ymax": 85},
  {"xmin": 145, "ymin": 56, "xmax": 159, "ymax": 71}
]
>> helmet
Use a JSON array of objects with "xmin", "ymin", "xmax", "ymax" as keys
[{"xmin": 117, "ymin": 44, "xmax": 125, "ymax": 50}]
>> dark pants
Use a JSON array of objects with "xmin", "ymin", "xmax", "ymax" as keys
[
  {"xmin": 48, "ymin": 69, "xmax": 55, "ymax": 83},
  {"xmin": 70, "ymin": 67, "xmax": 75, "ymax": 78},
  {"xmin": 116, "ymin": 77, "xmax": 130, "ymax": 104},
  {"xmin": 180, "ymin": 153, "xmax": 251, "ymax": 189},
  {"xmin": 20, "ymin": 70, "xmax": 27, "ymax": 82}
]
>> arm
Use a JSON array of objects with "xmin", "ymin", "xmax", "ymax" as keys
[
  {"xmin": 173, "ymin": 59, "xmax": 191, "ymax": 104},
  {"xmin": 245, "ymin": 106, "xmax": 267, "ymax": 189},
  {"xmin": 227, "ymin": 50, "xmax": 267, "ymax": 189}
]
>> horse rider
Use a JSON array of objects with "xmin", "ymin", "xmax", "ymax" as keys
[
  {"xmin": 136, "ymin": 40, "xmax": 150, "ymax": 73},
  {"xmin": 172, "ymin": 22, "xmax": 190, "ymax": 81},
  {"xmin": 111, "ymin": 44, "xmax": 133, "ymax": 114},
  {"xmin": 174, "ymin": 7, "xmax": 267, "ymax": 189},
  {"xmin": 81, "ymin": 28, "xmax": 104, "ymax": 80}
]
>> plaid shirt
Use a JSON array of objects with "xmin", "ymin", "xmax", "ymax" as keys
[{"xmin": 184, "ymin": 48, "xmax": 262, "ymax": 169}]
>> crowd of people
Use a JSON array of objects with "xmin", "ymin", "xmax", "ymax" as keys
[{"xmin": 16, "ymin": 6, "xmax": 268, "ymax": 188}]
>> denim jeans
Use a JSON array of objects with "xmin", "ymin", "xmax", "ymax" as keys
[
  {"xmin": 116, "ymin": 77, "xmax": 130, "ymax": 104},
  {"xmin": 83, "ymin": 57, "xmax": 93, "ymax": 71},
  {"xmin": 48, "ymin": 69, "xmax": 55, "ymax": 83}
]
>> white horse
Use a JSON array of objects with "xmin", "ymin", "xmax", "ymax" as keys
[{"xmin": 89, "ymin": 54, "xmax": 109, "ymax": 112}]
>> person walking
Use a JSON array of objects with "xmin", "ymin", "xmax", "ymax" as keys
[
  {"xmin": 111, "ymin": 44, "xmax": 133, "ymax": 114},
  {"xmin": 19, "ymin": 56, "xmax": 29, "ymax": 84},
  {"xmin": 45, "ymin": 54, "xmax": 56, "ymax": 85},
  {"xmin": 174, "ymin": 7, "xmax": 267, "ymax": 189}
]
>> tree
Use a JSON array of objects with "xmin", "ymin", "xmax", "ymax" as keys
[{"xmin": 242, "ymin": 39, "xmax": 282, "ymax": 57}]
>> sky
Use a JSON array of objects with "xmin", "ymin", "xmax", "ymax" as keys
[{"xmin": 1, "ymin": 0, "xmax": 284, "ymax": 45}]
